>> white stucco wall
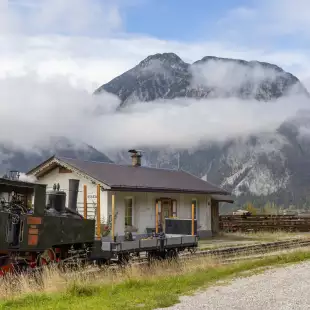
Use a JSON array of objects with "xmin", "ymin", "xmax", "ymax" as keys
[
  {"xmin": 107, "ymin": 191, "xmax": 212, "ymax": 236},
  {"xmin": 34, "ymin": 167, "xmax": 108, "ymax": 220}
]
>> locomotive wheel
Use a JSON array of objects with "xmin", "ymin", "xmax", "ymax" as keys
[{"xmin": 37, "ymin": 248, "xmax": 57, "ymax": 267}]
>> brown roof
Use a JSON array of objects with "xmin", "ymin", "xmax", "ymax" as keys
[{"xmin": 27, "ymin": 156, "xmax": 231, "ymax": 196}]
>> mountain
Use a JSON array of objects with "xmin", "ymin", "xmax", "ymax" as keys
[
  {"xmin": 95, "ymin": 53, "xmax": 309, "ymax": 105},
  {"xmin": 95, "ymin": 53, "xmax": 310, "ymax": 210}
]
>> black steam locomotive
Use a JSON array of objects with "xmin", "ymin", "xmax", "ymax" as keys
[{"xmin": 0, "ymin": 176, "xmax": 198, "ymax": 275}]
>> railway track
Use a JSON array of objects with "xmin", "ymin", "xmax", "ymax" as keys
[
  {"xmin": 128, "ymin": 238, "xmax": 310, "ymax": 264},
  {"xmin": 66, "ymin": 237, "xmax": 310, "ymax": 276},
  {"xmin": 5, "ymin": 238, "xmax": 310, "ymax": 278},
  {"xmin": 181, "ymin": 238, "xmax": 310, "ymax": 259}
]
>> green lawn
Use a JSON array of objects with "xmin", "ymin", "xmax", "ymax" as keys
[{"xmin": 2, "ymin": 249, "xmax": 310, "ymax": 310}]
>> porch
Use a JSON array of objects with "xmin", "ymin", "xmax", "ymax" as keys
[
  {"xmin": 105, "ymin": 191, "xmax": 213, "ymax": 239},
  {"xmin": 80, "ymin": 183, "xmax": 221, "ymax": 239}
]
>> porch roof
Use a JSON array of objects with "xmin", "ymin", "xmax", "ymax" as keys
[
  {"xmin": 27, "ymin": 156, "xmax": 231, "ymax": 196},
  {"xmin": 211, "ymin": 194, "xmax": 234, "ymax": 203}
]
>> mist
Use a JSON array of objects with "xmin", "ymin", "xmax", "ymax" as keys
[{"xmin": 0, "ymin": 70, "xmax": 309, "ymax": 154}]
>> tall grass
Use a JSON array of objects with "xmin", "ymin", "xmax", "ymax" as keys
[
  {"xmin": 1, "ymin": 247, "xmax": 310, "ymax": 309},
  {"xmin": 0, "ymin": 256, "xmax": 216, "ymax": 299}
]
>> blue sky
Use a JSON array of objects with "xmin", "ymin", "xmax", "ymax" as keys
[
  {"xmin": 7, "ymin": 0, "xmax": 309, "ymax": 50},
  {"xmin": 123, "ymin": 0, "xmax": 250, "ymax": 41},
  {"xmin": 2, "ymin": 0, "xmax": 310, "ymax": 89}
]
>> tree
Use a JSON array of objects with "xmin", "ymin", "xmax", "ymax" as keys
[
  {"xmin": 245, "ymin": 202, "xmax": 258, "ymax": 215},
  {"xmin": 262, "ymin": 201, "xmax": 278, "ymax": 215}
]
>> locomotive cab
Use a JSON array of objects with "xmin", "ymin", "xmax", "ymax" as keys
[{"xmin": 0, "ymin": 177, "xmax": 35, "ymax": 250}]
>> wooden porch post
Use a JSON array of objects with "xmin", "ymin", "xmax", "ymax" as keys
[
  {"xmin": 96, "ymin": 184, "xmax": 101, "ymax": 238},
  {"xmin": 155, "ymin": 201, "xmax": 159, "ymax": 233},
  {"xmin": 111, "ymin": 193, "xmax": 115, "ymax": 241},
  {"xmin": 83, "ymin": 185, "xmax": 87, "ymax": 219},
  {"xmin": 191, "ymin": 202, "xmax": 195, "ymax": 236}
]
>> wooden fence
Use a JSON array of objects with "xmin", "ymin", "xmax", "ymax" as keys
[{"xmin": 219, "ymin": 214, "xmax": 310, "ymax": 232}]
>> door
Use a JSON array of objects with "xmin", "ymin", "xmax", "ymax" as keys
[
  {"xmin": 161, "ymin": 200, "xmax": 172, "ymax": 232},
  {"xmin": 211, "ymin": 200, "xmax": 219, "ymax": 235}
]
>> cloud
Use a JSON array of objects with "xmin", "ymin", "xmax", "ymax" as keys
[
  {"xmin": 1, "ymin": 34, "xmax": 310, "ymax": 93},
  {"xmin": 1, "ymin": 1, "xmax": 310, "ymax": 92},
  {"xmin": 2, "ymin": 0, "xmax": 124, "ymax": 36},
  {"xmin": 1, "ymin": 0, "xmax": 310, "ymax": 157},
  {"xmin": 104, "ymin": 95, "xmax": 310, "ymax": 151},
  {"xmin": 220, "ymin": 0, "xmax": 310, "ymax": 40},
  {"xmin": 190, "ymin": 58, "xmax": 285, "ymax": 93},
  {"xmin": 0, "ymin": 67, "xmax": 309, "ymax": 154},
  {"xmin": 0, "ymin": 74, "xmax": 121, "ymax": 150}
]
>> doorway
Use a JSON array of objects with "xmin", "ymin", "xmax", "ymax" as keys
[
  {"xmin": 159, "ymin": 199, "xmax": 173, "ymax": 232},
  {"xmin": 211, "ymin": 199, "xmax": 219, "ymax": 235}
]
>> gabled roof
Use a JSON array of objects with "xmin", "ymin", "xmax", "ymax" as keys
[{"xmin": 27, "ymin": 155, "xmax": 231, "ymax": 196}]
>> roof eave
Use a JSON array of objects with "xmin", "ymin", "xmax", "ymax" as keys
[
  {"xmin": 27, "ymin": 156, "xmax": 111, "ymax": 190},
  {"xmin": 211, "ymin": 194, "xmax": 234, "ymax": 203},
  {"xmin": 108, "ymin": 186, "xmax": 230, "ymax": 195},
  {"xmin": 26, "ymin": 155, "xmax": 56, "ymax": 176}
]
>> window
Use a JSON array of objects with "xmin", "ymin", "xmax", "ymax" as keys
[
  {"xmin": 125, "ymin": 198, "xmax": 133, "ymax": 226},
  {"xmin": 192, "ymin": 199, "xmax": 198, "ymax": 220}
]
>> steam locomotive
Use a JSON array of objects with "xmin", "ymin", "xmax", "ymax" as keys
[{"xmin": 0, "ymin": 176, "xmax": 198, "ymax": 275}]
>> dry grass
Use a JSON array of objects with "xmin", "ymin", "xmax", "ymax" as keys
[
  {"xmin": 0, "ymin": 255, "xmax": 218, "ymax": 300},
  {"xmin": 2, "ymin": 246, "xmax": 310, "ymax": 309}
]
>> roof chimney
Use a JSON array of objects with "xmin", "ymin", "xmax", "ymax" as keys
[{"xmin": 128, "ymin": 149, "xmax": 142, "ymax": 167}]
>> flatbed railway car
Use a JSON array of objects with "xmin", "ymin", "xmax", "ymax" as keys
[{"xmin": 0, "ymin": 176, "xmax": 198, "ymax": 274}]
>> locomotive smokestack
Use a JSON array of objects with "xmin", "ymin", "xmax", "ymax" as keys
[{"xmin": 68, "ymin": 179, "xmax": 80, "ymax": 212}]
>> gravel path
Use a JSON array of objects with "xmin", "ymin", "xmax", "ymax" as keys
[{"xmin": 156, "ymin": 261, "xmax": 310, "ymax": 310}]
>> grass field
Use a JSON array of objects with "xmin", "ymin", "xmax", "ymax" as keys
[{"xmin": 1, "ymin": 245, "xmax": 310, "ymax": 310}]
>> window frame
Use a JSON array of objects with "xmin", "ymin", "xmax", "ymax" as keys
[{"xmin": 124, "ymin": 196, "xmax": 134, "ymax": 227}]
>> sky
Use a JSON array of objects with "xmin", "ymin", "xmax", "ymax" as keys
[
  {"xmin": 1, "ymin": 0, "xmax": 310, "ymax": 152},
  {"xmin": 1, "ymin": 0, "xmax": 310, "ymax": 90}
]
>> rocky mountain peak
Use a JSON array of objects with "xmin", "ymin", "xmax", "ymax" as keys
[
  {"xmin": 138, "ymin": 52, "xmax": 186, "ymax": 68},
  {"xmin": 95, "ymin": 53, "xmax": 308, "ymax": 105}
]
